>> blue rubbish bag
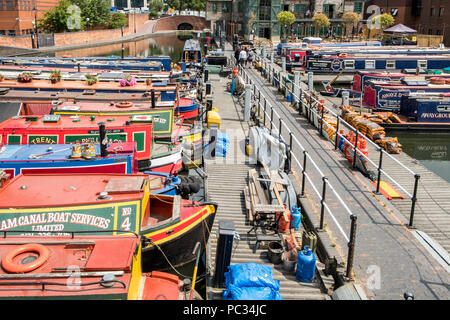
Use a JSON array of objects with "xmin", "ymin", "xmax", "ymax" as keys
[
  {"xmin": 224, "ymin": 263, "xmax": 280, "ymax": 290},
  {"xmin": 223, "ymin": 284, "xmax": 283, "ymax": 300}
]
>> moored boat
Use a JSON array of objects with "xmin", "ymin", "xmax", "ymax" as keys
[{"xmin": 0, "ymin": 173, "xmax": 217, "ymax": 273}]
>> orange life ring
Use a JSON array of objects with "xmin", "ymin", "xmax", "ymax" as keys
[
  {"xmin": 116, "ymin": 101, "xmax": 134, "ymax": 108},
  {"xmin": 338, "ymin": 53, "xmax": 348, "ymax": 58},
  {"xmin": 2, "ymin": 243, "xmax": 50, "ymax": 273}
]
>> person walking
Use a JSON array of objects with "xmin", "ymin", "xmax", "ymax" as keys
[
  {"xmin": 234, "ymin": 47, "xmax": 241, "ymax": 64},
  {"xmin": 247, "ymin": 49, "xmax": 255, "ymax": 69},
  {"xmin": 239, "ymin": 48, "xmax": 247, "ymax": 68}
]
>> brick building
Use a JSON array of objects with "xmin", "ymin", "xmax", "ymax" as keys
[
  {"xmin": 206, "ymin": 0, "xmax": 365, "ymax": 42},
  {"xmin": 365, "ymin": 0, "xmax": 449, "ymax": 45},
  {"xmin": 0, "ymin": 0, "xmax": 62, "ymax": 36}
]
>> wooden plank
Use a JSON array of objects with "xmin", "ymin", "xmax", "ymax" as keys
[{"xmin": 260, "ymin": 162, "xmax": 289, "ymax": 222}]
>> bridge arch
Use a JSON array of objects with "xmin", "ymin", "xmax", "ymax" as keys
[{"xmin": 153, "ymin": 15, "xmax": 208, "ymax": 32}]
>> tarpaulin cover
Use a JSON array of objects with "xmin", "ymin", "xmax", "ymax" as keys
[
  {"xmin": 248, "ymin": 126, "xmax": 287, "ymax": 171},
  {"xmin": 223, "ymin": 284, "xmax": 283, "ymax": 300}
]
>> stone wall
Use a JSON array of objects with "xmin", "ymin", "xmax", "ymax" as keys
[{"xmin": 153, "ymin": 15, "xmax": 208, "ymax": 32}]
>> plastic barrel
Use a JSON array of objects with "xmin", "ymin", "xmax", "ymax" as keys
[{"xmin": 296, "ymin": 246, "xmax": 316, "ymax": 283}]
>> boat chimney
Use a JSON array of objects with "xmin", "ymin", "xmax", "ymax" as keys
[
  {"xmin": 98, "ymin": 122, "xmax": 108, "ymax": 157},
  {"xmin": 151, "ymin": 89, "xmax": 155, "ymax": 108}
]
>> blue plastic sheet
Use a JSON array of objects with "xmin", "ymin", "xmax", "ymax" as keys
[
  {"xmin": 223, "ymin": 284, "xmax": 283, "ymax": 300},
  {"xmin": 224, "ymin": 263, "xmax": 280, "ymax": 290}
]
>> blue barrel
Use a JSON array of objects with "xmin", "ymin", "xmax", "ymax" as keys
[
  {"xmin": 290, "ymin": 206, "xmax": 301, "ymax": 231},
  {"xmin": 287, "ymin": 94, "xmax": 291, "ymax": 103},
  {"xmin": 296, "ymin": 246, "xmax": 316, "ymax": 282}
]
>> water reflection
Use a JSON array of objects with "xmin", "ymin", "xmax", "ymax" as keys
[
  {"xmin": 57, "ymin": 33, "xmax": 196, "ymax": 64},
  {"xmin": 395, "ymin": 132, "xmax": 450, "ymax": 183}
]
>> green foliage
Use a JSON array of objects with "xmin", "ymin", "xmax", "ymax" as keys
[
  {"xmin": 166, "ymin": 0, "xmax": 205, "ymax": 13},
  {"xmin": 71, "ymin": 0, "xmax": 112, "ymax": 28},
  {"xmin": 277, "ymin": 11, "xmax": 295, "ymax": 27},
  {"xmin": 85, "ymin": 74, "xmax": 98, "ymax": 85},
  {"xmin": 38, "ymin": 0, "xmax": 78, "ymax": 33},
  {"xmin": 312, "ymin": 13, "xmax": 330, "ymax": 28},
  {"xmin": 342, "ymin": 12, "xmax": 361, "ymax": 26},
  {"xmin": 148, "ymin": 0, "xmax": 164, "ymax": 13},
  {"xmin": 372, "ymin": 13, "xmax": 395, "ymax": 29},
  {"xmin": 109, "ymin": 12, "xmax": 128, "ymax": 29}
]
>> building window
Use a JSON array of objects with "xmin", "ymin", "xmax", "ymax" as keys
[
  {"xmin": 212, "ymin": 2, "xmax": 217, "ymax": 13},
  {"xmin": 436, "ymin": 30, "xmax": 442, "ymax": 35},
  {"xmin": 344, "ymin": 60, "xmax": 355, "ymax": 69},
  {"xmin": 430, "ymin": 7, "xmax": 435, "ymax": 16},
  {"xmin": 294, "ymin": 4, "xmax": 306, "ymax": 14},
  {"xmin": 238, "ymin": 1, "xmax": 243, "ymax": 12},
  {"xmin": 439, "ymin": 7, "xmax": 444, "ymax": 17},
  {"xmin": 354, "ymin": 2, "xmax": 363, "ymax": 14},
  {"xmin": 222, "ymin": 2, "xmax": 230, "ymax": 13},
  {"xmin": 418, "ymin": 60, "xmax": 427, "ymax": 69},
  {"xmin": 0, "ymin": 30, "xmax": 5, "ymax": 35},
  {"xmin": 8, "ymin": 30, "xmax": 15, "ymax": 36},
  {"xmin": 386, "ymin": 60, "xmax": 396, "ymax": 69},
  {"xmin": 428, "ymin": 29, "xmax": 433, "ymax": 35},
  {"xmin": 365, "ymin": 60, "xmax": 375, "ymax": 69},
  {"xmin": 259, "ymin": 0, "xmax": 271, "ymax": 21}
]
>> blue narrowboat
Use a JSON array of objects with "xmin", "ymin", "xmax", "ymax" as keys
[
  {"xmin": 304, "ymin": 53, "xmax": 450, "ymax": 73},
  {"xmin": 363, "ymin": 80, "xmax": 450, "ymax": 111},
  {"xmin": 400, "ymin": 95, "xmax": 450, "ymax": 123}
]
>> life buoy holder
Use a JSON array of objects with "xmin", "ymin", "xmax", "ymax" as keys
[
  {"xmin": 116, "ymin": 101, "xmax": 134, "ymax": 108},
  {"xmin": 2, "ymin": 243, "xmax": 50, "ymax": 273}
]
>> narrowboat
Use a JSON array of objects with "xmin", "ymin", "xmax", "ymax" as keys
[
  {"xmin": 304, "ymin": 53, "xmax": 450, "ymax": 73},
  {"xmin": 0, "ymin": 114, "xmax": 183, "ymax": 173},
  {"xmin": 51, "ymin": 98, "xmax": 200, "ymax": 123},
  {"xmin": 0, "ymin": 173, "xmax": 217, "ymax": 272},
  {"xmin": 181, "ymin": 39, "xmax": 202, "ymax": 68},
  {"xmin": 0, "ymin": 233, "xmax": 198, "ymax": 299},
  {"xmin": 352, "ymin": 70, "xmax": 450, "ymax": 96},
  {"xmin": 0, "ymin": 56, "xmax": 173, "ymax": 71},
  {"xmin": 277, "ymin": 39, "xmax": 382, "ymax": 55},
  {"xmin": 362, "ymin": 80, "xmax": 450, "ymax": 111},
  {"xmin": 397, "ymin": 94, "xmax": 450, "ymax": 127}
]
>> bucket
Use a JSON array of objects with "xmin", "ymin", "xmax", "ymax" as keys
[
  {"xmin": 282, "ymin": 251, "xmax": 297, "ymax": 273},
  {"xmin": 267, "ymin": 241, "xmax": 284, "ymax": 264}
]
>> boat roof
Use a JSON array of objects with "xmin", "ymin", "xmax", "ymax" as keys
[
  {"xmin": 183, "ymin": 39, "xmax": 201, "ymax": 51},
  {"xmin": 0, "ymin": 173, "xmax": 148, "ymax": 208},
  {"xmin": 322, "ymin": 53, "xmax": 450, "ymax": 59},
  {"xmin": 0, "ymin": 114, "xmax": 153, "ymax": 130},
  {"xmin": 0, "ymin": 142, "xmax": 135, "ymax": 161}
]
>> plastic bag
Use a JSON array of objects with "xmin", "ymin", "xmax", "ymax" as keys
[
  {"xmin": 224, "ymin": 263, "xmax": 280, "ymax": 290},
  {"xmin": 223, "ymin": 284, "xmax": 283, "ymax": 300}
]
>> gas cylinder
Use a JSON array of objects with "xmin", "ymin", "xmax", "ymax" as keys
[
  {"xmin": 276, "ymin": 208, "xmax": 291, "ymax": 233},
  {"xmin": 296, "ymin": 246, "xmax": 316, "ymax": 283},
  {"xmin": 290, "ymin": 205, "xmax": 301, "ymax": 231}
]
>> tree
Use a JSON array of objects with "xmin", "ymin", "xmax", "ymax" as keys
[
  {"xmin": 277, "ymin": 11, "xmax": 295, "ymax": 39},
  {"xmin": 312, "ymin": 13, "xmax": 330, "ymax": 36},
  {"xmin": 71, "ymin": 0, "xmax": 112, "ymax": 29},
  {"xmin": 371, "ymin": 13, "xmax": 395, "ymax": 30},
  {"xmin": 148, "ymin": 0, "xmax": 164, "ymax": 13},
  {"xmin": 109, "ymin": 12, "xmax": 128, "ymax": 29},
  {"xmin": 38, "ymin": 0, "xmax": 80, "ymax": 33},
  {"xmin": 166, "ymin": 0, "xmax": 182, "ymax": 14},
  {"xmin": 342, "ymin": 12, "xmax": 361, "ymax": 38}
]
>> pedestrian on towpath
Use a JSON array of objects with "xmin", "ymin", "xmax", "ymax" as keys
[{"xmin": 239, "ymin": 48, "xmax": 247, "ymax": 68}]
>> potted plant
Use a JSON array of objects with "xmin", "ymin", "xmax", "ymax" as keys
[
  {"xmin": 49, "ymin": 70, "xmax": 61, "ymax": 83},
  {"xmin": 0, "ymin": 74, "xmax": 4, "ymax": 81},
  {"xmin": 119, "ymin": 75, "xmax": 137, "ymax": 87},
  {"xmin": 85, "ymin": 74, "xmax": 98, "ymax": 86},
  {"xmin": 18, "ymin": 72, "xmax": 33, "ymax": 83}
]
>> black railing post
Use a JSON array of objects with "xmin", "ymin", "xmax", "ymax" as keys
[
  {"xmin": 279, "ymin": 118, "xmax": 282, "ymax": 141},
  {"xmin": 352, "ymin": 130, "xmax": 359, "ymax": 169},
  {"xmin": 287, "ymin": 132, "xmax": 293, "ymax": 173},
  {"xmin": 319, "ymin": 103, "xmax": 325, "ymax": 136},
  {"xmin": 375, "ymin": 147, "xmax": 384, "ymax": 194},
  {"xmin": 408, "ymin": 174, "xmax": 421, "ymax": 228},
  {"xmin": 301, "ymin": 150, "xmax": 307, "ymax": 196},
  {"xmin": 263, "ymin": 98, "xmax": 266, "ymax": 126},
  {"xmin": 346, "ymin": 215, "xmax": 358, "ymax": 280},
  {"xmin": 299, "ymin": 91, "xmax": 303, "ymax": 115},
  {"xmin": 319, "ymin": 176, "xmax": 328, "ymax": 230},
  {"xmin": 270, "ymin": 108, "xmax": 274, "ymax": 134},
  {"xmin": 334, "ymin": 116, "xmax": 340, "ymax": 150}
]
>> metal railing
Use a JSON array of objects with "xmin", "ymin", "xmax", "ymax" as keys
[
  {"xmin": 232, "ymin": 56, "xmax": 358, "ymax": 279},
  {"xmin": 256, "ymin": 51, "xmax": 421, "ymax": 228}
]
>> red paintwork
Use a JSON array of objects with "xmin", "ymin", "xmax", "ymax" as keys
[
  {"xmin": 0, "ymin": 235, "xmax": 137, "ymax": 298},
  {"xmin": 0, "ymin": 115, "xmax": 152, "ymax": 161},
  {"xmin": 20, "ymin": 163, "xmax": 127, "ymax": 175},
  {"xmin": 142, "ymin": 271, "xmax": 182, "ymax": 300},
  {"xmin": 150, "ymin": 159, "xmax": 183, "ymax": 174}
]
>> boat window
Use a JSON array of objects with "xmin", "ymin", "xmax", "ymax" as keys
[
  {"xmin": 365, "ymin": 60, "xmax": 375, "ymax": 69},
  {"xmin": 344, "ymin": 60, "xmax": 355, "ymax": 69},
  {"xmin": 418, "ymin": 60, "xmax": 427, "ymax": 69},
  {"xmin": 386, "ymin": 60, "xmax": 396, "ymax": 69}
]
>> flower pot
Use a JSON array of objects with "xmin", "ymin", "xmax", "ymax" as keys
[{"xmin": 146, "ymin": 79, "xmax": 152, "ymax": 85}]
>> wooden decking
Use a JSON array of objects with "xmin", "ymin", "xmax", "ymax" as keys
[{"xmin": 204, "ymin": 72, "xmax": 329, "ymax": 300}]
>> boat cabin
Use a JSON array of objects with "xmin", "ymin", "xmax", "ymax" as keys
[{"xmin": 182, "ymin": 39, "xmax": 202, "ymax": 66}]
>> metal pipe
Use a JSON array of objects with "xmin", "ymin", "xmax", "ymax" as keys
[
  {"xmin": 409, "ymin": 174, "xmax": 421, "ymax": 227},
  {"xmin": 346, "ymin": 215, "xmax": 358, "ymax": 280},
  {"xmin": 301, "ymin": 150, "xmax": 307, "ymax": 196},
  {"xmin": 334, "ymin": 116, "xmax": 340, "ymax": 150},
  {"xmin": 151, "ymin": 89, "xmax": 155, "ymax": 108},
  {"xmin": 376, "ymin": 147, "xmax": 384, "ymax": 194},
  {"xmin": 352, "ymin": 130, "xmax": 359, "ymax": 169},
  {"xmin": 98, "ymin": 122, "xmax": 108, "ymax": 157},
  {"xmin": 319, "ymin": 176, "xmax": 328, "ymax": 230}
]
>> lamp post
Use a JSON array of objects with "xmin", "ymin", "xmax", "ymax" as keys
[
  {"xmin": 34, "ymin": 7, "xmax": 39, "ymax": 48},
  {"xmin": 31, "ymin": 21, "xmax": 35, "ymax": 48},
  {"xmin": 86, "ymin": 17, "xmax": 90, "ymax": 31},
  {"xmin": 15, "ymin": 17, "xmax": 20, "ymax": 36}
]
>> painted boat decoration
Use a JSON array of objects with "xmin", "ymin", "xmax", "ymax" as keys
[
  {"xmin": 0, "ymin": 114, "xmax": 154, "ymax": 171},
  {"xmin": 0, "ymin": 234, "xmax": 197, "ymax": 299},
  {"xmin": 304, "ymin": 54, "xmax": 450, "ymax": 73},
  {"xmin": 276, "ymin": 40, "xmax": 383, "ymax": 55},
  {"xmin": 0, "ymin": 56, "xmax": 173, "ymax": 71},
  {"xmin": 0, "ymin": 173, "xmax": 217, "ymax": 272},
  {"xmin": 362, "ymin": 80, "xmax": 450, "ymax": 111}
]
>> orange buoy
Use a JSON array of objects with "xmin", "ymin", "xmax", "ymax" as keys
[
  {"xmin": 116, "ymin": 101, "xmax": 134, "ymax": 108},
  {"xmin": 232, "ymin": 66, "xmax": 238, "ymax": 76},
  {"xmin": 2, "ymin": 243, "xmax": 50, "ymax": 273}
]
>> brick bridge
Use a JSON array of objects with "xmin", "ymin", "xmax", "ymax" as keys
[{"xmin": 153, "ymin": 15, "xmax": 208, "ymax": 32}]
